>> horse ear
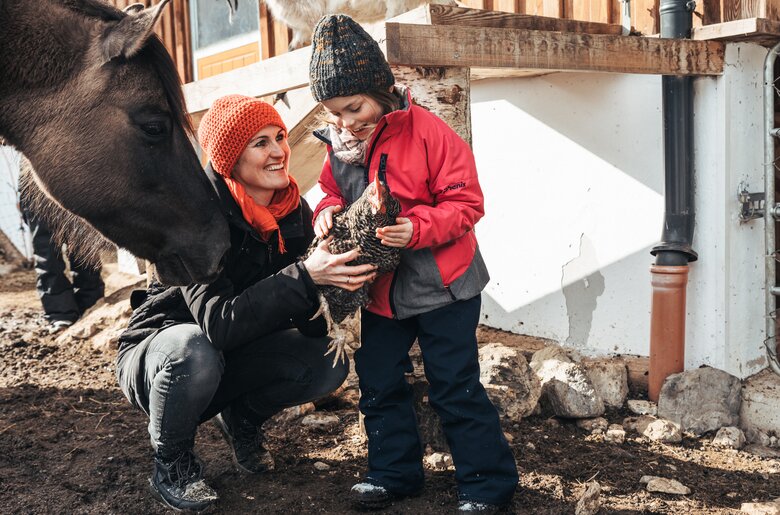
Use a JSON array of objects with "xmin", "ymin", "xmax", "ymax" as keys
[
  {"xmin": 102, "ymin": 0, "xmax": 170, "ymax": 63},
  {"xmin": 122, "ymin": 3, "xmax": 146, "ymax": 14}
]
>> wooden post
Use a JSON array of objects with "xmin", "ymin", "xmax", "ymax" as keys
[{"xmin": 391, "ymin": 66, "xmax": 471, "ymax": 145}]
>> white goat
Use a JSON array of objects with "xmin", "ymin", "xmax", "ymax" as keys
[{"xmin": 264, "ymin": 0, "xmax": 457, "ymax": 49}]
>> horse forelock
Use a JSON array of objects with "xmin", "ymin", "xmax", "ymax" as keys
[
  {"xmin": 20, "ymin": 157, "xmax": 111, "ymax": 269},
  {"xmin": 141, "ymin": 36, "xmax": 194, "ymax": 138}
]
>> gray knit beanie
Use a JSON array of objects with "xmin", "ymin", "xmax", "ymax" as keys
[{"xmin": 309, "ymin": 14, "xmax": 395, "ymax": 102}]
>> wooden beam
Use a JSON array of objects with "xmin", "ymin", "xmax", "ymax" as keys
[
  {"xmin": 183, "ymin": 45, "xmax": 311, "ymax": 116},
  {"xmin": 692, "ymin": 17, "xmax": 780, "ymax": 46},
  {"xmin": 397, "ymin": 4, "xmax": 623, "ymax": 35},
  {"xmin": 385, "ymin": 22, "xmax": 725, "ymax": 75}
]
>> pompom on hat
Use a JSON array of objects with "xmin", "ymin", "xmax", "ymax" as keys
[
  {"xmin": 197, "ymin": 94, "xmax": 287, "ymax": 177},
  {"xmin": 309, "ymin": 14, "xmax": 395, "ymax": 102}
]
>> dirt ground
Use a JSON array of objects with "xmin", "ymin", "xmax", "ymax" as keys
[{"xmin": 1, "ymin": 265, "xmax": 779, "ymax": 515}]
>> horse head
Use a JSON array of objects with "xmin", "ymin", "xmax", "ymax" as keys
[{"xmin": 0, "ymin": 0, "xmax": 230, "ymax": 285}]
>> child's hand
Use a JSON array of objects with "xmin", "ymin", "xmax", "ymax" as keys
[
  {"xmin": 314, "ymin": 205, "xmax": 343, "ymax": 238},
  {"xmin": 377, "ymin": 217, "xmax": 413, "ymax": 248}
]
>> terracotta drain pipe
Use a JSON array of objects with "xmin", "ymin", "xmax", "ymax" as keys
[{"xmin": 648, "ymin": 0, "xmax": 699, "ymax": 402}]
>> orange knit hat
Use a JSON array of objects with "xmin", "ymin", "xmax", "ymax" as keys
[{"xmin": 198, "ymin": 94, "xmax": 287, "ymax": 177}]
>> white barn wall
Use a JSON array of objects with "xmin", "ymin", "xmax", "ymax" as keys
[
  {"xmin": 473, "ymin": 43, "xmax": 767, "ymax": 378},
  {"xmin": 0, "ymin": 146, "xmax": 28, "ymax": 258},
  {"xmin": 472, "ymin": 72, "xmax": 664, "ymax": 357}
]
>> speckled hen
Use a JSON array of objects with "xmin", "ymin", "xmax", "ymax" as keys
[{"xmin": 307, "ymin": 173, "xmax": 401, "ymax": 365}]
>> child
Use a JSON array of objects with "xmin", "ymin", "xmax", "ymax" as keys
[{"xmin": 308, "ymin": 14, "xmax": 518, "ymax": 513}]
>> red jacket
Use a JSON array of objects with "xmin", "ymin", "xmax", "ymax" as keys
[{"xmin": 314, "ymin": 88, "xmax": 490, "ymax": 319}]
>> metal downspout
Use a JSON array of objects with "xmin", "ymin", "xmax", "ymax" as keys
[
  {"xmin": 648, "ymin": 0, "xmax": 699, "ymax": 401},
  {"xmin": 764, "ymin": 43, "xmax": 780, "ymax": 375}
]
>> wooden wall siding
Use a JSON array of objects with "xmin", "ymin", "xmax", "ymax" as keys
[
  {"xmin": 197, "ymin": 42, "xmax": 260, "ymax": 80},
  {"xmin": 259, "ymin": 3, "xmax": 293, "ymax": 59},
  {"xmin": 108, "ymin": 0, "xmax": 192, "ymax": 83},
  {"xmin": 722, "ymin": 0, "xmax": 780, "ymax": 20},
  {"xmin": 461, "ymin": 0, "xmax": 659, "ymax": 33}
]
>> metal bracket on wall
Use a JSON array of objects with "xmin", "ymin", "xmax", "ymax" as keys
[{"xmin": 738, "ymin": 184, "xmax": 766, "ymax": 222}]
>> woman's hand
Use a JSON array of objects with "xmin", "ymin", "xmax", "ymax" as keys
[
  {"xmin": 313, "ymin": 205, "xmax": 343, "ymax": 238},
  {"xmin": 303, "ymin": 237, "xmax": 376, "ymax": 291},
  {"xmin": 376, "ymin": 217, "xmax": 413, "ymax": 248}
]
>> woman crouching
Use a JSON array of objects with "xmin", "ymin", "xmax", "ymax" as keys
[{"xmin": 115, "ymin": 95, "xmax": 375, "ymax": 512}]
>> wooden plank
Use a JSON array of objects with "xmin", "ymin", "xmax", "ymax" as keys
[
  {"xmin": 470, "ymin": 67, "xmax": 560, "ymax": 80},
  {"xmin": 632, "ymin": 0, "xmax": 659, "ymax": 35},
  {"xmin": 494, "ymin": 0, "xmax": 519, "ymax": 13},
  {"xmin": 385, "ymin": 22, "xmax": 725, "ymax": 75},
  {"xmin": 425, "ymin": 4, "xmax": 623, "ymax": 35},
  {"xmin": 183, "ymin": 45, "xmax": 312, "ymax": 115},
  {"xmin": 699, "ymin": 0, "xmax": 723, "ymax": 25},
  {"xmin": 723, "ymin": 0, "xmax": 780, "ymax": 20},
  {"xmin": 692, "ymin": 16, "xmax": 780, "ymax": 45},
  {"xmin": 568, "ymin": 0, "xmax": 612, "ymax": 23}
]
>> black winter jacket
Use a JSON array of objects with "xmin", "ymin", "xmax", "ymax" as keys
[{"xmin": 118, "ymin": 165, "xmax": 325, "ymax": 353}]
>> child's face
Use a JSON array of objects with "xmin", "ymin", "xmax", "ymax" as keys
[{"xmin": 321, "ymin": 94, "xmax": 384, "ymax": 141}]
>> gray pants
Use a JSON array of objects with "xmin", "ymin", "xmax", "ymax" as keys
[{"xmin": 116, "ymin": 323, "xmax": 348, "ymax": 457}]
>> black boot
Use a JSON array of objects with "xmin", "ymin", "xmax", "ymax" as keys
[
  {"xmin": 350, "ymin": 481, "xmax": 420, "ymax": 510},
  {"xmin": 457, "ymin": 499, "xmax": 505, "ymax": 513},
  {"xmin": 149, "ymin": 449, "xmax": 218, "ymax": 512},
  {"xmin": 212, "ymin": 405, "xmax": 275, "ymax": 475}
]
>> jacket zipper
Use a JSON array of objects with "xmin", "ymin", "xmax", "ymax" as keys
[
  {"xmin": 363, "ymin": 122, "xmax": 389, "ymax": 188},
  {"xmin": 389, "ymin": 270, "xmax": 399, "ymax": 319}
]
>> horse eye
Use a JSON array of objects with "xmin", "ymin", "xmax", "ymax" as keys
[{"xmin": 141, "ymin": 121, "xmax": 167, "ymax": 137}]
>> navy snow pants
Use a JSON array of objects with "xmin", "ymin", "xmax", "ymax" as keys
[{"xmin": 356, "ymin": 294, "xmax": 518, "ymax": 505}]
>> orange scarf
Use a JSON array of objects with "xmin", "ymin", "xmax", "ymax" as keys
[{"xmin": 223, "ymin": 175, "xmax": 300, "ymax": 254}]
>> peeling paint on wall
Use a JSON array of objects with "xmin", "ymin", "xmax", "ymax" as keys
[{"xmin": 562, "ymin": 234, "xmax": 605, "ymax": 349}]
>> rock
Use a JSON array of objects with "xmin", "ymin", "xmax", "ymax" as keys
[
  {"xmin": 273, "ymin": 402, "xmax": 315, "ymax": 424},
  {"xmin": 640, "ymin": 475, "xmax": 663, "ymax": 484},
  {"xmin": 712, "ymin": 427, "xmax": 746, "ymax": 449},
  {"xmin": 627, "ymin": 399, "xmax": 657, "ymax": 416},
  {"xmin": 584, "ymin": 360, "xmax": 628, "ymax": 409},
  {"xmin": 657, "ymin": 367, "xmax": 741, "ymax": 436},
  {"xmin": 744, "ymin": 444, "xmax": 780, "ymax": 459},
  {"xmin": 313, "ymin": 461, "xmax": 330, "ymax": 471},
  {"xmin": 424, "ymin": 452, "xmax": 453, "ymax": 471},
  {"xmin": 575, "ymin": 481, "xmax": 601, "ymax": 515},
  {"xmin": 529, "ymin": 345, "xmax": 572, "ymax": 370},
  {"xmin": 643, "ymin": 418, "xmax": 682, "ymax": 443},
  {"xmin": 646, "ymin": 477, "xmax": 691, "ymax": 495},
  {"xmin": 742, "ymin": 370, "xmax": 780, "ymax": 440},
  {"xmin": 744, "ymin": 426, "xmax": 772, "ymax": 447},
  {"xmin": 576, "ymin": 417, "xmax": 609, "ymax": 434},
  {"xmin": 478, "ymin": 342, "xmax": 542, "ymax": 421},
  {"xmin": 534, "ymin": 360, "xmax": 605, "ymax": 418},
  {"xmin": 741, "ymin": 502, "xmax": 780, "ymax": 514},
  {"xmin": 605, "ymin": 424, "xmax": 626, "ymax": 444},
  {"xmin": 410, "ymin": 378, "xmax": 449, "ymax": 452},
  {"xmin": 300, "ymin": 413, "xmax": 339, "ymax": 430}
]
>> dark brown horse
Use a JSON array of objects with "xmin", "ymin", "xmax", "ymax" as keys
[{"xmin": 0, "ymin": 0, "xmax": 230, "ymax": 285}]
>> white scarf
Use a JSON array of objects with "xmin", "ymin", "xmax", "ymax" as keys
[{"xmin": 329, "ymin": 125, "xmax": 369, "ymax": 166}]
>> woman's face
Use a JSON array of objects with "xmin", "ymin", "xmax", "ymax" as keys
[
  {"xmin": 233, "ymin": 125, "xmax": 291, "ymax": 206},
  {"xmin": 321, "ymin": 94, "xmax": 384, "ymax": 141}
]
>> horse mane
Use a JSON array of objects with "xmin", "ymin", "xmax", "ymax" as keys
[{"xmin": 19, "ymin": 157, "xmax": 111, "ymax": 269}]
